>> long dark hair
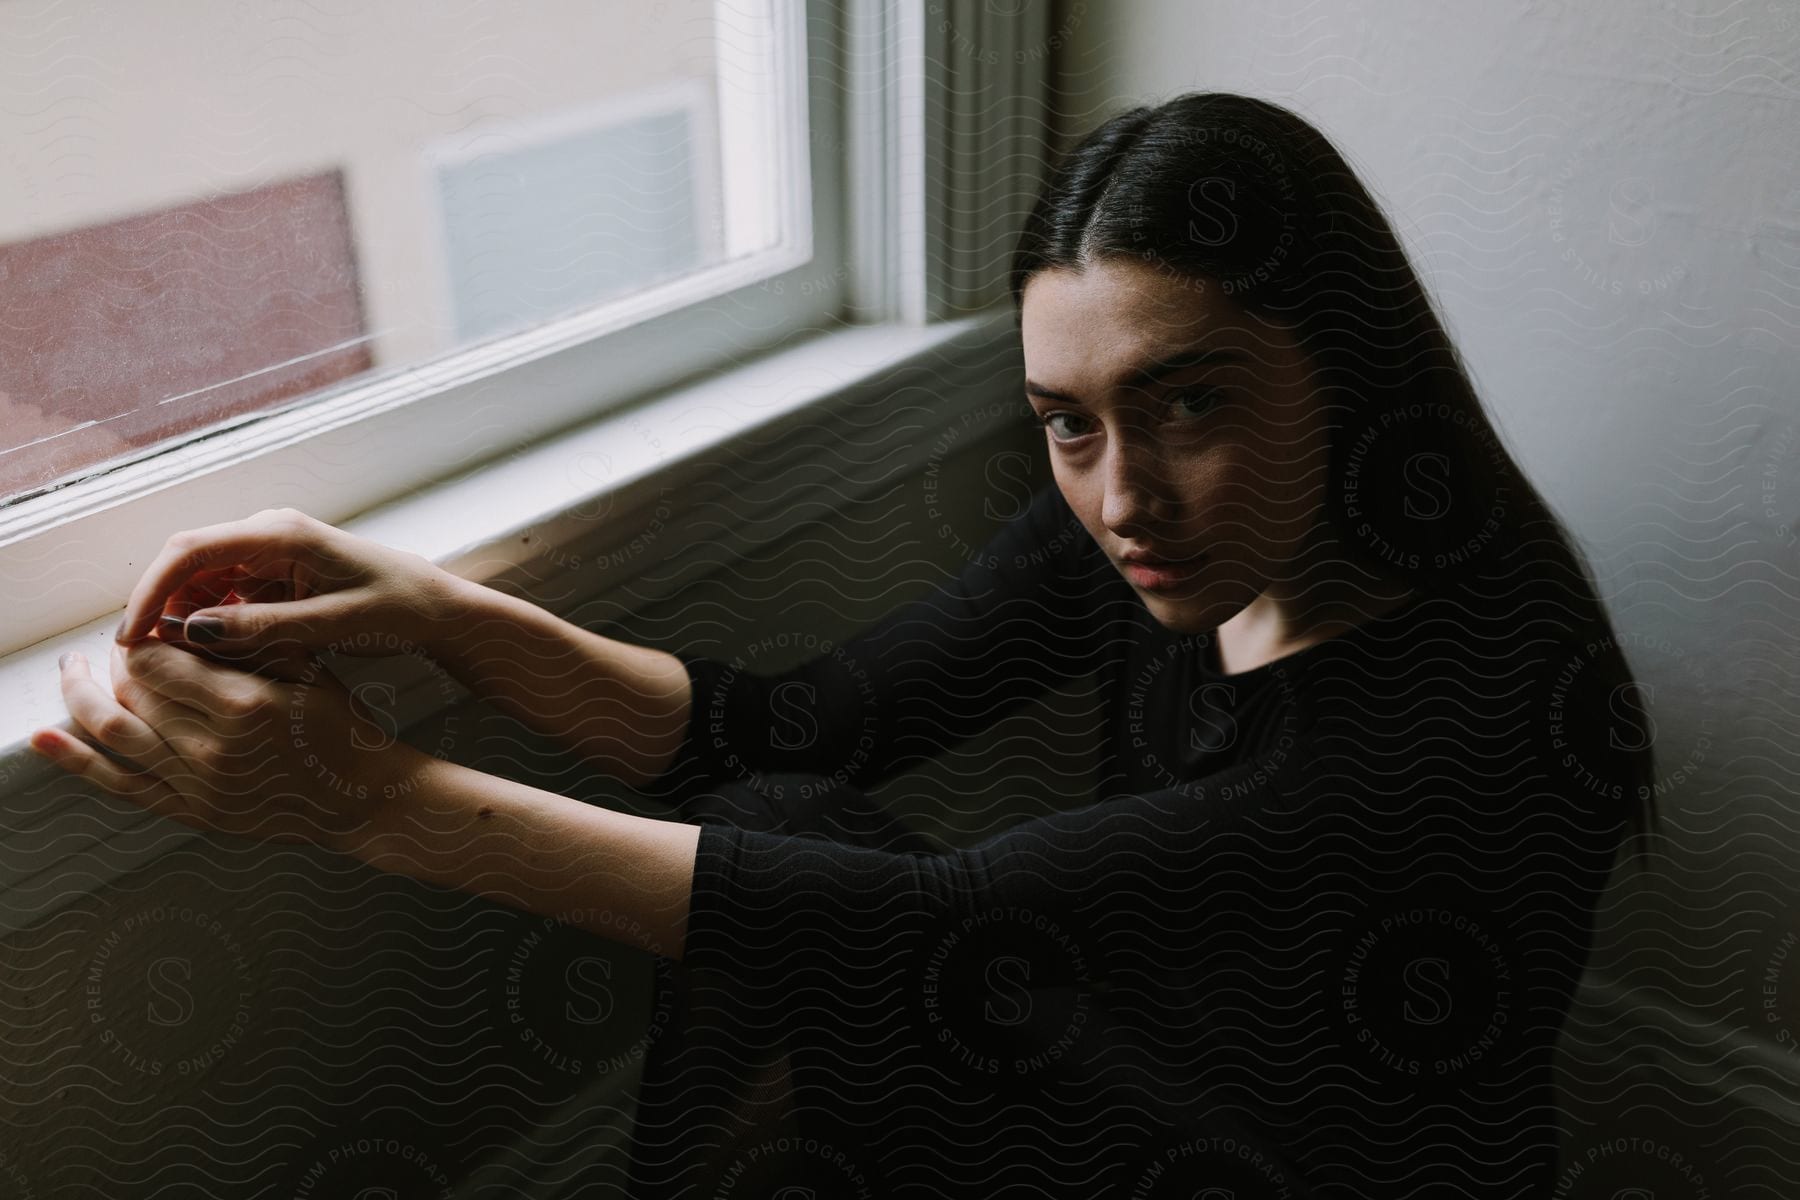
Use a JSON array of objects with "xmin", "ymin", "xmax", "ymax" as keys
[{"xmin": 1009, "ymin": 91, "xmax": 1658, "ymax": 856}]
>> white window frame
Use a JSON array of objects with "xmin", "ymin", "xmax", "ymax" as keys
[{"xmin": 0, "ymin": 0, "xmax": 835, "ymax": 658}]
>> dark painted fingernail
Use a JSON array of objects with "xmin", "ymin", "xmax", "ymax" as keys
[
  {"xmin": 186, "ymin": 615, "xmax": 225, "ymax": 643},
  {"xmin": 114, "ymin": 617, "xmax": 129, "ymax": 642},
  {"xmin": 58, "ymin": 651, "xmax": 72, "ymax": 670},
  {"xmin": 160, "ymin": 614, "xmax": 187, "ymax": 636}
]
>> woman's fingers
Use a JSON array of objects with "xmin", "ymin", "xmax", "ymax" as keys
[
  {"xmin": 230, "ymin": 570, "xmax": 297, "ymax": 607},
  {"xmin": 57, "ymin": 651, "xmax": 180, "ymax": 774},
  {"xmin": 166, "ymin": 563, "xmax": 296, "ymax": 620},
  {"xmin": 115, "ymin": 510, "xmax": 315, "ymax": 644},
  {"xmin": 114, "ymin": 638, "xmax": 275, "ymax": 714},
  {"xmin": 28, "ymin": 727, "xmax": 200, "ymax": 828},
  {"xmin": 161, "ymin": 565, "xmax": 248, "ymax": 623},
  {"xmin": 140, "ymin": 620, "xmax": 319, "ymax": 685}
]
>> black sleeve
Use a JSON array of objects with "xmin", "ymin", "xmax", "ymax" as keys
[
  {"xmin": 682, "ymin": 757, "xmax": 1282, "ymax": 976},
  {"xmin": 654, "ymin": 482, "xmax": 1123, "ymax": 797},
  {"xmin": 681, "ymin": 680, "xmax": 1625, "ymax": 1005}
]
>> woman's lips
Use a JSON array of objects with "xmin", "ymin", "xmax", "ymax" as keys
[{"xmin": 1122, "ymin": 556, "xmax": 1206, "ymax": 590}]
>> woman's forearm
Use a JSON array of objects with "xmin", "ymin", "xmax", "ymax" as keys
[
  {"xmin": 425, "ymin": 575, "xmax": 694, "ymax": 788},
  {"xmin": 339, "ymin": 751, "xmax": 701, "ymax": 960}
]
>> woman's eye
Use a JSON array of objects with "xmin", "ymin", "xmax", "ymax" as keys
[
  {"xmin": 1170, "ymin": 388, "xmax": 1221, "ymax": 419},
  {"xmin": 1037, "ymin": 411, "xmax": 1090, "ymax": 442}
]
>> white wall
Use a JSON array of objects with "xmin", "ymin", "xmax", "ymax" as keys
[{"xmin": 1052, "ymin": 0, "xmax": 1799, "ymax": 1183}]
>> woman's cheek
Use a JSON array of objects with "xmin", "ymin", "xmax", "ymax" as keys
[{"xmin": 1178, "ymin": 453, "xmax": 1254, "ymax": 532}]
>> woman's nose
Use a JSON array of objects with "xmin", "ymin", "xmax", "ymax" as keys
[{"xmin": 1099, "ymin": 439, "xmax": 1174, "ymax": 536}]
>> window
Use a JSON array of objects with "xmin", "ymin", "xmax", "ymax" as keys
[{"xmin": 0, "ymin": 0, "xmax": 839, "ymax": 655}]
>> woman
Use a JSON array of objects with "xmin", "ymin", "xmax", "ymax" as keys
[{"xmin": 38, "ymin": 93, "xmax": 1653, "ymax": 1196}]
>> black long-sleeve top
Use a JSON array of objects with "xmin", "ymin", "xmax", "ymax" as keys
[{"xmin": 629, "ymin": 482, "xmax": 1634, "ymax": 1198}]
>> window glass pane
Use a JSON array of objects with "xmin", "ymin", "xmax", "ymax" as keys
[
  {"xmin": 0, "ymin": 0, "xmax": 785, "ymax": 506},
  {"xmin": 437, "ymin": 104, "xmax": 706, "ymax": 342}
]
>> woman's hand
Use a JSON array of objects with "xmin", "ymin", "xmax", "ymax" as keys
[
  {"xmin": 31, "ymin": 637, "xmax": 433, "ymax": 849},
  {"xmin": 31, "ymin": 637, "xmax": 702, "ymax": 960},
  {"xmin": 113, "ymin": 506, "xmax": 470, "ymax": 665}
]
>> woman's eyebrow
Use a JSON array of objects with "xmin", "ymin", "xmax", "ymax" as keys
[{"xmin": 1025, "ymin": 345, "xmax": 1249, "ymax": 406}]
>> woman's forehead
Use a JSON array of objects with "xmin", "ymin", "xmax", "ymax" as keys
[{"xmin": 1021, "ymin": 262, "xmax": 1271, "ymax": 385}]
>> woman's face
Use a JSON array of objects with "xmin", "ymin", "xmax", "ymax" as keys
[{"xmin": 1019, "ymin": 257, "xmax": 1333, "ymax": 634}]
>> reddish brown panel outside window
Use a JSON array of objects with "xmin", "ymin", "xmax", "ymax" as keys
[{"xmin": 0, "ymin": 169, "xmax": 370, "ymax": 504}]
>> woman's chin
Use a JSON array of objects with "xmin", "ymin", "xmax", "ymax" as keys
[{"xmin": 1138, "ymin": 591, "xmax": 1246, "ymax": 636}]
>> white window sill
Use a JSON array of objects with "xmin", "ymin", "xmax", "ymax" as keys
[{"xmin": 0, "ymin": 307, "xmax": 1021, "ymax": 804}]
